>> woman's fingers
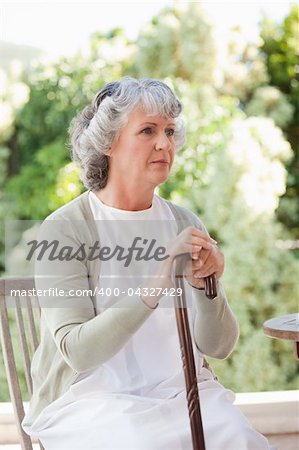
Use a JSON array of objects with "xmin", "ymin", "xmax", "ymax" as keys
[
  {"xmin": 191, "ymin": 228, "xmax": 217, "ymax": 245},
  {"xmin": 193, "ymin": 262, "xmax": 214, "ymax": 278},
  {"xmin": 176, "ymin": 228, "xmax": 225, "ymax": 285},
  {"xmin": 192, "ymin": 237, "xmax": 214, "ymax": 249},
  {"xmin": 192, "ymin": 247, "xmax": 224, "ymax": 279},
  {"xmin": 193, "ymin": 247, "xmax": 210, "ymax": 266},
  {"xmin": 192, "ymin": 248, "xmax": 202, "ymax": 260},
  {"xmin": 166, "ymin": 226, "xmax": 217, "ymax": 261},
  {"xmin": 191, "ymin": 237, "xmax": 216, "ymax": 260}
]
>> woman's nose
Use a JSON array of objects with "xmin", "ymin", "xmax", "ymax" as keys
[{"xmin": 155, "ymin": 133, "xmax": 171, "ymax": 151}]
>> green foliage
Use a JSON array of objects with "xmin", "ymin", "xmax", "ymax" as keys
[
  {"xmin": 261, "ymin": 5, "xmax": 299, "ymax": 117},
  {"xmin": 245, "ymin": 86, "xmax": 294, "ymax": 128},
  {"xmin": 6, "ymin": 140, "xmax": 82, "ymax": 219},
  {"xmin": 0, "ymin": 66, "xmax": 29, "ymax": 144},
  {"xmin": 14, "ymin": 61, "xmax": 92, "ymax": 169},
  {"xmin": 0, "ymin": 147, "xmax": 10, "ymax": 269},
  {"xmin": 134, "ymin": 3, "xmax": 216, "ymax": 83},
  {"xmin": 216, "ymin": 27, "xmax": 269, "ymax": 102},
  {"xmin": 260, "ymin": 4, "xmax": 299, "ymax": 236},
  {"xmin": 192, "ymin": 115, "xmax": 298, "ymax": 392}
]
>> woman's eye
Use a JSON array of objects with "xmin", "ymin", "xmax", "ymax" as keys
[
  {"xmin": 166, "ymin": 129, "xmax": 175, "ymax": 137},
  {"xmin": 140, "ymin": 127, "xmax": 175, "ymax": 136},
  {"xmin": 141, "ymin": 128, "xmax": 153, "ymax": 135}
]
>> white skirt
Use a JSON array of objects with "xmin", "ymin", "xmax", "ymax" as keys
[{"xmin": 26, "ymin": 368, "xmax": 270, "ymax": 450}]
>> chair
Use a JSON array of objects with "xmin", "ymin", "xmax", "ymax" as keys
[{"xmin": 0, "ymin": 277, "xmax": 44, "ymax": 450}]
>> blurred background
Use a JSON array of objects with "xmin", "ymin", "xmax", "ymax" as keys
[{"xmin": 0, "ymin": 0, "xmax": 298, "ymax": 401}]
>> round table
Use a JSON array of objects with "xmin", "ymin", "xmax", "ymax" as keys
[{"xmin": 263, "ymin": 313, "xmax": 299, "ymax": 359}]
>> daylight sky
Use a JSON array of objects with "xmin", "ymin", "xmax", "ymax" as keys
[{"xmin": 0, "ymin": 1, "xmax": 294, "ymax": 56}]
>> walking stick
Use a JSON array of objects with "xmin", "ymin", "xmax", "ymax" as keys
[{"xmin": 173, "ymin": 254, "xmax": 217, "ymax": 450}]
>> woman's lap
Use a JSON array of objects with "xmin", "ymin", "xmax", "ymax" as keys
[{"xmin": 33, "ymin": 379, "xmax": 269, "ymax": 450}]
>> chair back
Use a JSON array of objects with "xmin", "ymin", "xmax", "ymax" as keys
[{"xmin": 0, "ymin": 277, "xmax": 43, "ymax": 450}]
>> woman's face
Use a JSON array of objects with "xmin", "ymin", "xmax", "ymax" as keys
[{"xmin": 108, "ymin": 107, "xmax": 176, "ymax": 189}]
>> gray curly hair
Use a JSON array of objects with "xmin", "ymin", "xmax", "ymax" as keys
[{"xmin": 69, "ymin": 77, "xmax": 185, "ymax": 191}]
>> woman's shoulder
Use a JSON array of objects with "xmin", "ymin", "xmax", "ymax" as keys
[
  {"xmin": 158, "ymin": 196, "xmax": 207, "ymax": 233},
  {"xmin": 37, "ymin": 191, "xmax": 96, "ymax": 243},
  {"xmin": 46, "ymin": 191, "xmax": 91, "ymax": 221}
]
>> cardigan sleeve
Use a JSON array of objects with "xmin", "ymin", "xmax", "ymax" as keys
[
  {"xmin": 191, "ymin": 281, "xmax": 239, "ymax": 359},
  {"xmin": 35, "ymin": 217, "xmax": 154, "ymax": 373},
  {"xmin": 185, "ymin": 211, "xmax": 239, "ymax": 359}
]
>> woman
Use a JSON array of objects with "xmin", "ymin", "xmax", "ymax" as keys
[{"xmin": 22, "ymin": 77, "xmax": 270, "ymax": 449}]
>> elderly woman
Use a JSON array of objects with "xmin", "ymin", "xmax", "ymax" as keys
[{"xmin": 22, "ymin": 77, "xmax": 270, "ymax": 449}]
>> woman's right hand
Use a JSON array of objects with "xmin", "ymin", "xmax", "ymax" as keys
[
  {"xmin": 165, "ymin": 226, "xmax": 216, "ymax": 263},
  {"xmin": 141, "ymin": 226, "xmax": 216, "ymax": 308}
]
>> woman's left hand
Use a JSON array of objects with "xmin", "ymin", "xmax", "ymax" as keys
[{"xmin": 184, "ymin": 242, "xmax": 225, "ymax": 290}]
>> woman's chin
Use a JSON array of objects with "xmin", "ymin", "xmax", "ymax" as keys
[
  {"xmin": 154, "ymin": 174, "xmax": 169, "ymax": 186},
  {"xmin": 150, "ymin": 168, "xmax": 170, "ymax": 180}
]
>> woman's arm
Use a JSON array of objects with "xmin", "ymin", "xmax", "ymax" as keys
[
  {"xmin": 192, "ymin": 281, "xmax": 239, "ymax": 359},
  {"xmin": 186, "ymin": 214, "xmax": 239, "ymax": 359},
  {"xmin": 35, "ymin": 218, "xmax": 157, "ymax": 373}
]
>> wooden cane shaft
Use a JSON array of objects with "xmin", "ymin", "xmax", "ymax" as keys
[{"xmin": 174, "ymin": 256, "xmax": 206, "ymax": 450}]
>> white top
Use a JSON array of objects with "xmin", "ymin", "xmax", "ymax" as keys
[{"xmin": 71, "ymin": 192, "xmax": 203, "ymax": 396}]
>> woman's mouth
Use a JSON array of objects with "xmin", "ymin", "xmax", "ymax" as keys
[{"xmin": 151, "ymin": 160, "xmax": 169, "ymax": 165}]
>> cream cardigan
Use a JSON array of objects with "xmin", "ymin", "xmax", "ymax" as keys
[{"xmin": 22, "ymin": 191, "xmax": 239, "ymax": 427}]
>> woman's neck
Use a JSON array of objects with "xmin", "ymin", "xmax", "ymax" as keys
[{"xmin": 94, "ymin": 186, "xmax": 154, "ymax": 211}]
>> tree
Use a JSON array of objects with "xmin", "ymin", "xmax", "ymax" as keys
[
  {"xmin": 215, "ymin": 26, "xmax": 269, "ymax": 103},
  {"xmin": 192, "ymin": 115, "xmax": 298, "ymax": 391},
  {"xmin": 260, "ymin": 5, "xmax": 299, "ymax": 237},
  {"xmin": 134, "ymin": 3, "xmax": 216, "ymax": 84}
]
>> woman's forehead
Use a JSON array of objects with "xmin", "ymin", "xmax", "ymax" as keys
[{"xmin": 127, "ymin": 107, "xmax": 175, "ymax": 126}]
